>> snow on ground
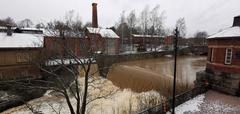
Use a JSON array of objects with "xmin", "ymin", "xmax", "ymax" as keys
[
  {"xmin": 175, "ymin": 94, "xmax": 205, "ymax": 114},
  {"xmin": 169, "ymin": 91, "xmax": 240, "ymax": 114}
]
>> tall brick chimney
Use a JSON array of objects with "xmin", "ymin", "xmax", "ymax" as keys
[
  {"xmin": 92, "ymin": 3, "xmax": 98, "ymax": 28},
  {"xmin": 233, "ymin": 15, "xmax": 240, "ymax": 27}
]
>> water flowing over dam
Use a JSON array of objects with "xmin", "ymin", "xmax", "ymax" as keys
[{"xmin": 107, "ymin": 55, "xmax": 207, "ymax": 96}]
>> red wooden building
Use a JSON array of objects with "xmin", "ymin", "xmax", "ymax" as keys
[{"xmin": 198, "ymin": 16, "xmax": 240, "ymax": 95}]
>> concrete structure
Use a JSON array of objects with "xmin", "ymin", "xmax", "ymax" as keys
[{"xmin": 196, "ymin": 16, "xmax": 240, "ymax": 96}]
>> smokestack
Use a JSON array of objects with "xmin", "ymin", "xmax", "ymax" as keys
[
  {"xmin": 233, "ymin": 15, "xmax": 240, "ymax": 27},
  {"xmin": 6, "ymin": 24, "xmax": 12, "ymax": 36},
  {"xmin": 92, "ymin": 3, "xmax": 98, "ymax": 28}
]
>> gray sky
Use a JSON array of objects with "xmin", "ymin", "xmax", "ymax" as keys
[{"xmin": 0, "ymin": 0, "xmax": 240, "ymax": 37}]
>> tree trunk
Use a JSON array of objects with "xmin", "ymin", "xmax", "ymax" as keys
[{"xmin": 81, "ymin": 64, "xmax": 91, "ymax": 114}]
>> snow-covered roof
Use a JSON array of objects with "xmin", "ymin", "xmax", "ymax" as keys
[
  {"xmin": 0, "ymin": 32, "xmax": 44, "ymax": 48},
  {"xmin": 132, "ymin": 34, "xmax": 164, "ymax": 38},
  {"xmin": 87, "ymin": 27, "xmax": 119, "ymax": 38},
  {"xmin": 45, "ymin": 58, "xmax": 96, "ymax": 66},
  {"xmin": 208, "ymin": 26, "xmax": 240, "ymax": 39},
  {"xmin": 20, "ymin": 27, "xmax": 43, "ymax": 31}
]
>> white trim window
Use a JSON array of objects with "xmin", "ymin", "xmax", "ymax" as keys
[{"xmin": 225, "ymin": 48, "xmax": 233, "ymax": 65}]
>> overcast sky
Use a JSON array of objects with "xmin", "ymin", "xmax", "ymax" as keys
[{"xmin": 0, "ymin": 0, "xmax": 240, "ymax": 37}]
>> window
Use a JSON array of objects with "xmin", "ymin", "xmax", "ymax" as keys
[
  {"xmin": 21, "ymin": 70, "xmax": 29, "ymax": 77},
  {"xmin": 225, "ymin": 48, "xmax": 232, "ymax": 65},
  {"xmin": 208, "ymin": 48, "xmax": 214, "ymax": 62},
  {"xmin": 211, "ymin": 48, "xmax": 214, "ymax": 62},
  {"xmin": 16, "ymin": 53, "xmax": 30, "ymax": 63}
]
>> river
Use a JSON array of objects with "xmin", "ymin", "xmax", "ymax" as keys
[
  {"xmin": 108, "ymin": 55, "xmax": 207, "ymax": 96},
  {"xmin": 2, "ymin": 55, "xmax": 207, "ymax": 114}
]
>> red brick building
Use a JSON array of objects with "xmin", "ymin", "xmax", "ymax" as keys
[
  {"xmin": 43, "ymin": 36, "xmax": 89, "ymax": 58},
  {"xmin": 86, "ymin": 3, "xmax": 120, "ymax": 55},
  {"xmin": 207, "ymin": 16, "xmax": 240, "ymax": 74},
  {"xmin": 196, "ymin": 16, "xmax": 240, "ymax": 95},
  {"xmin": 131, "ymin": 34, "xmax": 163, "ymax": 51}
]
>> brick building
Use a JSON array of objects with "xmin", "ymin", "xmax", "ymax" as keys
[
  {"xmin": 196, "ymin": 16, "xmax": 240, "ymax": 95},
  {"xmin": 132, "ymin": 34, "xmax": 163, "ymax": 51},
  {"xmin": 207, "ymin": 16, "xmax": 240, "ymax": 74},
  {"xmin": 86, "ymin": 3, "xmax": 120, "ymax": 55},
  {"xmin": 0, "ymin": 26, "xmax": 43, "ymax": 80},
  {"xmin": 43, "ymin": 36, "xmax": 89, "ymax": 58}
]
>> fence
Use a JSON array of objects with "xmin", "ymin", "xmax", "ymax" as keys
[{"xmin": 139, "ymin": 85, "xmax": 208, "ymax": 114}]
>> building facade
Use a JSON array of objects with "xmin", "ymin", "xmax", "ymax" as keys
[
  {"xmin": 196, "ymin": 16, "xmax": 240, "ymax": 96},
  {"xmin": 86, "ymin": 3, "xmax": 120, "ymax": 55},
  {"xmin": 0, "ymin": 27, "xmax": 43, "ymax": 80},
  {"xmin": 131, "ymin": 34, "xmax": 164, "ymax": 52}
]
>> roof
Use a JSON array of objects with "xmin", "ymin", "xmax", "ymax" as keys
[
  {"xmin": 20, "ymin": 27, "xmax": 43, "ymax": 31},
  {"xmin": 208, "ymin": 26, "xmax": 240, "ymax": 39},
  {"xmin": 87, "ymin": 27, "xmax": 119, "ymax": 38},
  {"xmin": 132, "ymin": 34, "xmax": 164, "ymax": 38},
  {"xmin": 45, "ymin": 58, "xmax": 96, "ymax": 66},
  {"xmin": 0, "ymin": 32, "xmax": 44, "ymax": 48}
]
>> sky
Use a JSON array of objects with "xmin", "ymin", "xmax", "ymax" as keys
[{"xmin": 0, "ymin": 0, "xmax": 240, "ymax": 37}]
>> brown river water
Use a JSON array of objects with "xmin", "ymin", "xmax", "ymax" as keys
[{"xmin": 107, "ymin": 55, "xmax": 207, "ymax": 97}]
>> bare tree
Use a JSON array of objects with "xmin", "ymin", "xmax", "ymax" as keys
[
  {"xmin": 38, "ymin": 12, "xmax": 117, "ymax": 114},
  {"xmin": 175, "ymin": 17, "xmax": 186, "ymax": 38},
  {"xmin": 0, "ymin": 17, "xmax": 17, "ymax": 26},
  {"xmin": 193, "ymin": 31, "xmax": 208, "ymax": 46},
  {"xmin": 127, "ymin": 10, "xmax": 137, "ymax": 51},
  {"xmin": 18, "ymin": 18, "xmax": 34, "ymax": 28},
  {"xmin": 0, "ymin": 11, "xmax": 116, "ymax": 114},
  {"xmin": 35, "ymin": 23, "xmax": 45, "ymax": 29},
  {"xmin": 139, "ymin": 5, "xmax": 150, "ymax": 35},
  {"xmin": 149, "ymin": 5, "xmax": 165, "ymax": 51}
]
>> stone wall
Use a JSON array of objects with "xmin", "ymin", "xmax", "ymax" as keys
[{"xmin": 196, "ymin": 70, "xmax": 240, "ymax": 96}]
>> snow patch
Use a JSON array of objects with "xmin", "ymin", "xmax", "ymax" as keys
[
  {"xmin": 175, "ymin": 94, "xmax": 205, "ymax": 114},
  {"xmin": 87, "ymin": 27, "xmax": 119, "ymax": 38},
  {"xmin": 208, "ymin": 26, "xmax": 240, "ymax": 39},
  {"xmin": 0, "ymin": 33, "xmax": 43, "ymax": 48}
]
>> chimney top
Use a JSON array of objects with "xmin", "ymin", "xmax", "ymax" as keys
[
  {"xmin": 233, "ymin": 15, "xmax": 240, "ymax": 27},
  {"xmin": 92, "ymin": 2, "xmax": 98, "ymax": 28},
  {"xmin": 92, "ymin": 3, "xmax": 97, "ymax": 6}
]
